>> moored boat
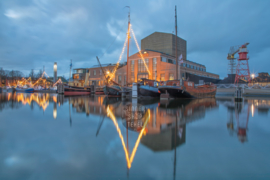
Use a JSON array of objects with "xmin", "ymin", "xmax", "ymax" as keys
[
  {"xmin": 159, "ymin": 80, "xmax": 217, "ymax": 99},
  {"xmin": 95, "ymin": 86, "xmax": 105, "ymax": 95},
  {"xmin": 64, "ymin": 85, "xmax": 91, "ymax": 96},
  {"xmin": 103, "ymin": 85, "xmax": 122, "ymax": 96},
  {"xmin": 15, "ymin": 87, "xmax": 34, "ymax": 93},
  {"xmin": 138, "ymin": 78, "xmax": 160, "ymax": 97}
]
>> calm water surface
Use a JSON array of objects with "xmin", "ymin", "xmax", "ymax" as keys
[{"xmin": 0, "ymin": 93, "xmax": 270, "ymax": 180}]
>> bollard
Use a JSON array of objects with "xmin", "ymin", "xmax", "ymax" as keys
[{"xmin": 234, "ymin": 87, "xmax": 243, "ymax": 102}]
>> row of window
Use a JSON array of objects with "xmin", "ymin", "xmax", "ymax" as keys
[
  {"xmin": 89, "ymin": 69, "xmax": 113, "ymax": 76},
  {"xmin": 181, "ymin": 63, "xmax": 206, "ymax": 72}
]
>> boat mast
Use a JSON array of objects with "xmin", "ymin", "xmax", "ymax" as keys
[
  {"xmin": 69, "ymin": 59, "xmax": 72, "ymax": 85},
  {"xmin": 126, "ymin": 6, "xmax": 130, "ymax": 86},
  {"xmin": 175, "ymin": 6, "xmax": 179, "ymax": 80}
]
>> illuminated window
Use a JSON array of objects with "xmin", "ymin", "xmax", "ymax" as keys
[
  {"xmin": 152, "ymin": 58, "xmax": 157, "ymax": 79},
  {"xmin": 161, "ymin": 74, "xmax": 165, "ymax": 81},
  {"xmin": 138, "ymin": 74, "xmax": 149, "ymax": 81},
  {"xmin": 138, "ymin": 59, "xmax": 149, "ymax": 73},
  {"xmin": 169, "ymin": 73, "xmax": 174, "ymax": 80}
]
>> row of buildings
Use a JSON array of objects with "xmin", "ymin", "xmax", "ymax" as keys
[{"xmin": 70, "ymin": 32, "xmax": 220, "ymax": 87}]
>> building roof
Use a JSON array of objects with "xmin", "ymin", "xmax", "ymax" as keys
[
  {"xmin": 73, "ymin": 68, "xmax": 87, "ymax": 70},
  {"xmin": 90, "ymin": 63, "xmax": 116, "ymax": 68},
  {"xmin": 143, "ymin": 31, "xmax": 187, "ymax": 41}
]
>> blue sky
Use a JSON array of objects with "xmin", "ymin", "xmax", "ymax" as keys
[{"xmin": 0, "ymin": 0, "xmax": 269, "ymax": 79}]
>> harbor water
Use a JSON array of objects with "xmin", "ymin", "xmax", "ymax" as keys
[{"xmin": 0, "ymin": 93, "xmax": 270, "ymax": 180}]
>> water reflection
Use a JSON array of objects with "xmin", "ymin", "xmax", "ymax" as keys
[
  {"xmin": 218, "ymin": 98, "xmax": 270, "ymax": 143},
  {"xmin": 1, "ymin": 93, "xmax": 270, "ymax": 179}
]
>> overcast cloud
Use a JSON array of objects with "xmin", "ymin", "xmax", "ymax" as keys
[{"xmin": 0, "ymin": 0, "xmax": 269, "ymax": 78}]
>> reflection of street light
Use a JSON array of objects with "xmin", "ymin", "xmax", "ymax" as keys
[{"xmin": 107, "ymin": 71, "xmax": 109, "ymax": 74}]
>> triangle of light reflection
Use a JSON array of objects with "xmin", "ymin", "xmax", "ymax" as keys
[{"xmin": 106, "ymin": 106, "xmax": 150, "ymax": 169}]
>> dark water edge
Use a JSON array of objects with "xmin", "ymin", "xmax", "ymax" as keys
[{"xmin": 0, "ymin": 93, "xmax": 270, "ymax": 180}]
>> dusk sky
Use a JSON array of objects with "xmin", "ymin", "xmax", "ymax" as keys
[{"xmin": 0, "ymin": 0, "xmax": 269, "ymax": 79}]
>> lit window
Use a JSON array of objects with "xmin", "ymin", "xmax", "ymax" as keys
[
  {"xmin": 161, "ymin": 74, "xmax": 165, "ymax": 81},
  {"xmin": 169, "ymin": 73, "xmax": 174, "ymax": 80}
]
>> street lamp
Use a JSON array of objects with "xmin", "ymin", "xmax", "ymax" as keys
[{"xmin": 251, "ymin": 74, "xmax": 255, "ymax": 85}]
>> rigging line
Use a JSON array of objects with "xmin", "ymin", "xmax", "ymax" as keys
[{"xmin": 99, "ymin": 18, "xmax": 128, "ymax": 59}]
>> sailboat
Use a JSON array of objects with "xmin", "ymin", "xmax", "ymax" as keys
[{"xmin": 158, "ymin": 6, "xmax": 217, "ymax": 99}]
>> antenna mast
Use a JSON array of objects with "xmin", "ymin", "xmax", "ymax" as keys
[{"xmin": 175, "ymin": 6, "xmax": 179, "ymax": 80}]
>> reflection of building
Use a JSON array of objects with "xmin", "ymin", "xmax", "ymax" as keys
[{"xmin": 141, "ymin": 125, "xmax": 186, "ymax": 152}]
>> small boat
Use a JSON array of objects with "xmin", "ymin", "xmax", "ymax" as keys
[
  {"xmin": 64, "ymin": 85, "xmax": 91, "ymax": 96},
  {"xmin": 139, "ymin": 85, "xmax": 160, "ymax": 97},
  {"xmin": 15, "ymin": 87, "xmax": 34, "ymax": 93},
  {"xmin": 95, "ymin": 86, "xmax": 105, "ymax": 95},
  {"xmin": 103, "ymin": 85, "xmax": 122, "ymax": 96},
  {"xmin": 138, "ymin": 78, "xmax": 160, "ymax": 97},
  {"xmin": 159, "ymin": 80, "xmax": 217, "ymax": 98}
]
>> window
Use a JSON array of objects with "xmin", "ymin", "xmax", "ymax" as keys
[
  {"xmin": 131, "ymin": 60, "xmax": 134, "ymax": 72},
  {"xmin": 168, "ymin": 59, "xmax": 175, "ymax": 64},
  {"xmin": 131, "ymin": 74, "xmax": 134, "ymax": 82},
  {"xmin": 161, "ymin": 74, "xmax": 165, "ymax": 81},
  {"xmin": 183, "ymin": 63, "xmax": 186, "ymax": 67},
  {"xmin": 118, "ymin": 76, "xmax": 122, "ymax": 84},
  {"xmin": 124, "ymin": 76, "xmax": 126, "ymax": 85},
  {"xmin": 89, "ymin": 71, "xmax": 91, "ymax": 77},
  {"xmin": 94, "ymin": 70, "xmax": 96, "ymax": 76},
  {"xmin": 182, "ymin": 73, "xmax": 185, "ymax": 79},
  {"xmin": 138, "ymin": 74, "xmax": 149, "ymax": 81},
  {"xmin": 169, "ymin": 73, "xmax": 174, "ymax": 80},
  {"xmin": 100, "ymin": 70, "xmax": 102, "ymax": 75},
  {"xmin": 152, "ymin": 58, "xmax": 157, "ymax": 79},
  {"xmin": 187, "ymin": 64, "xmax": 190, "ymax": 68},
  {"xmin": 138, "ymin": 59, "xmax": 149, "ymax": 72},
  {"xmin": 161, "ymin": 57, "xmax": 167, "ymax": 62}
]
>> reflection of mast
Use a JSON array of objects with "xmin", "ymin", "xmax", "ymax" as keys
[
  {"xmin": 173, "ymin": 113, "xmax": 178, "ymax": 180},
  {"xmin": 69, "ymin": 97, "xmax": 72, "ymax": 127},
  {"xmin": 96, "ymin": 115, "xmax": 105, "ymax": 136}
]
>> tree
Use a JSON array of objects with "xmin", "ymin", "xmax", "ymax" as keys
[
  {"xmin": 29, "ymin": 70, "xmax": 35, "ymax": 79},
  {"xmin": 35, "ymin": 69, "xmax": 43, "ymax": 78}
]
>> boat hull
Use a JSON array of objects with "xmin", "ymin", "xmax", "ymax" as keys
[
  {"xmin": 64, "ymin": 87, "xmax": 91, "ymax": 96},
  {"xmin": 103, "ymin": 86, "xmax": 121, "ymax": 96},
  {"xmin": 15, "ymin": 88, "xmax": 34, "ymax": 93},
  {"xmin": 139, "ymin": 86, "xmax": 160, "ymax": 97},
  {"xmin": 159, "ymin": 86, "xmax": 216, "ymax": 99}
]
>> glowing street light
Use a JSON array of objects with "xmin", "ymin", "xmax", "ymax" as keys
[{"xmin": 251, "ymin": 74, "xmax": 255, "ymax": 79}]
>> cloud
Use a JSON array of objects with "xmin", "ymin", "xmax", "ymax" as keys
[{"xmin": 0, "ymin": 0, "xmax": 270, "ymax": 78}]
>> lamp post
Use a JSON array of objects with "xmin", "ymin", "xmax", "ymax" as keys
[
  {"xmin": 54, "ymin": 62, "xmax": 57, "ymax": 83},
  {"xmin": 251, "ymin": 74, "xmax": 255, "ymax": 85}
]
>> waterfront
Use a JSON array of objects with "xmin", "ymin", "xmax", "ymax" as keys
[{"xmin": 0, "ymin": 93, "xmax": 270, "ymax": 180}]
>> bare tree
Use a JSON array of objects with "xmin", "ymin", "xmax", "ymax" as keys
[
  {"xmin": 29, "ymin": 69, "xmax": 35, "ymax": 79},
  {"xmin": 36, "ymin": 69, "xmax": 43, "ymax": 78}
]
